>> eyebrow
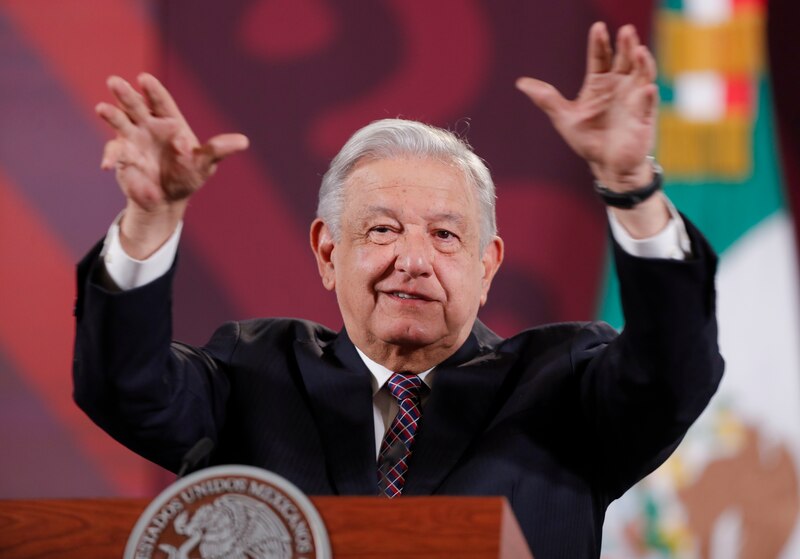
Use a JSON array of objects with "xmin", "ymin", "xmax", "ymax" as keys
[
  {"xmin": 429, "ymin": 212, "xmax": 466, "ymax": 226},
  {"xmin": 362, "ymin": 205, "xmax": 467, "ymax": 225},
  {"xmin": 362, "ymin": 205, "xmax": 396, "ymax": 218}
]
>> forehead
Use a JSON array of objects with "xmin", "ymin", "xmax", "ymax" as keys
[{"xmin": 342, "ymin": 157, "xmax": 477, "ymax": 216}]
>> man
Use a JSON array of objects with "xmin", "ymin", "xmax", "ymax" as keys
[{"xmin": 73, "ymin": 23, "xmax": 723, "ymax": 557}]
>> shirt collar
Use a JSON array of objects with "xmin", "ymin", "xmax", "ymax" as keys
[{"xmin": 354, "ymin": 346, "xmax": 435, "ymax": 396}]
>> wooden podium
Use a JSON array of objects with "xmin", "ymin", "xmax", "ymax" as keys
[{"xmin": 0, "ymin": 496, "xmax": 532, "ymax": 558}]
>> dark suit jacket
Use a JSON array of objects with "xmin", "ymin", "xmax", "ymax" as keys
[{"xmin": 73, "ymin": 220, "xmax": 723, "ymax": 558}]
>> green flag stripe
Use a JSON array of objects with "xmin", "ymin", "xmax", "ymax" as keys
[{"xmin": 598, "ymin": 79, "xmax": 787, "ymax": 328}]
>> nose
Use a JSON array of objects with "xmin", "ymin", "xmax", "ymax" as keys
[{"xmin": 394, "ymin": 230, "xmax": 433, "ymax": 278}]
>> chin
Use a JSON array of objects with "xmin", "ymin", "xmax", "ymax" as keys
[{"xmin": 376, "ymin": 322, "xmax": 446, "ymax": 350}]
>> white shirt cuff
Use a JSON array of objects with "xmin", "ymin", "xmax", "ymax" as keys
[
  {"xmin": 608, "ymin": 196, "xmax": 691, "ymax": 260},
  {"xmin": 99, "ymin": 212, "xmax": 183, "ymax": 290}
]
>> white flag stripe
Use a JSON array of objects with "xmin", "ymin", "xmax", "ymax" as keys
[
  {"xmin": 685, "ymin": 0, "xmax": 732, "ymax": 24},
  {"xmin": 675, "ymin": 71, "xmax": 727, "ymax": 122}
]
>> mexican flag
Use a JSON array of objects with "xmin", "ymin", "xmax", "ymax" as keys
[{"xmin": 601, "ymin": 0, "xmax": 800, "ymax": 556}]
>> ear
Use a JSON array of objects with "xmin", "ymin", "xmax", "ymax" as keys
[
  {"xmin": 309, "ymin": 218, "xmax": 337, "ymax": 291},
  {"xmin": 479, "ymin": 236, "xmax": 504, "ymax": 306}
]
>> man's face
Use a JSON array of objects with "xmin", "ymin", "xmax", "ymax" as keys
[{"xmin": 311, "ymin": 156, "xmax": 503, "ymax": 371}]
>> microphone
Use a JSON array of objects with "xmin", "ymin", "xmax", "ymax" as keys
[{"xmin": 177, "ymin": 437, "xmax": 214, "ymax": 478}]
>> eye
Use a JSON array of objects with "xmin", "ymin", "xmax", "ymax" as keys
[
  {"xmin": 432, "ymin": 229, "xmax": 463, "ymax": 253},
  {"xmin": 367, "ymin": 225, "xmax": 398, "ymax": 244},
  {"xmin": 434, "ymin": 229, "xmax": 457, "ymax": 240}
]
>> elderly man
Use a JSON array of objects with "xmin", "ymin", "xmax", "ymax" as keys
[{"xmin": 73, "ymin": 23, "xmax": 723, "ymax": 558}]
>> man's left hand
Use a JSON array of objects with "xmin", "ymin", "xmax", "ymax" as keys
[
  {"xmin": 517, "ymin": 22, "xmax": 657, "ymax": 192},
  {"xmin": 518, "ymin": 22, "xmax": 672, "ymax": 239}
]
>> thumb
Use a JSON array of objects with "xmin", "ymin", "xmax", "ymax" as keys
[
  {"xmin": 515, "ymin": 77, "xmax": 568, "ymax": 118},
  {"xmin": 193, "ymin": 133, "xmax": 250, "ymax": 173},
  {"xmin": 206, "ymin": 133, "xmax": 250, "ymax": 161}
]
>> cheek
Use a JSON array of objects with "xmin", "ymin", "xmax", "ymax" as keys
[
  {"xmin": 440, "ymin": 259, "xmax": 485, "ymax": 312},
  {"xmin": 351, "ymin": 246, "xmax": 389, "ymax": 280},
  {"xmin": 334, "ymin": 246, "xmax": 388, "ymax": 294}
]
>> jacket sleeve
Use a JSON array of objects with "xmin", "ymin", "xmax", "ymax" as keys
[
  {"xmin": 72, "ymin": 239, "xmax": 235, "ymax": 473},
  {"xmin": 575, "ymin": 216, "xmax": 724, "ymax": 499}
]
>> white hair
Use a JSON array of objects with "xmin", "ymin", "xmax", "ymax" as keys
[{"xmin": 317, "ymin": 118, "xmax": 497, "ymax": 251}]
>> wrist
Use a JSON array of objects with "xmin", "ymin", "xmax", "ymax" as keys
[
  {"xmin": 593, "ymin": 157, "xmax": 663, "ymax": 210},
  {"xmin": 590, "ymin": 158, "xmax": 653, "ymax": 192},
  {"xmin": 120, "ymin": 200, "xmax": 187, "ymax": 260},
  {"xmin": 609, "ymin": 193, "xmax": 671, "ymax": 239}
]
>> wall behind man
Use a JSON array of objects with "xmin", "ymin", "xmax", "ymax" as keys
[{"xmin": 0, "ymin": 0, "xmax": 655, "ymax": 498}]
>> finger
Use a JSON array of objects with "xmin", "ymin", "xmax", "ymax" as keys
[
  {"xmin": 100, "ymin": 139, "xmax": 126, "ymax": 170},
  {"xmin": 171, "ymin": 132, "xmax": 193, "ymax": 158},
  {"xmin": 515, "ymin": 77, "xmax": 569, "ymax": 118},
  {"xmin": 612, "ymin": 25, "xmax": 639, "ymax": 74},
  {"xmin": 189, "ymin": 133, "xmax": 250, "ymax": 178},
  {"xmin": 107, "ymin": 75, "xmax": 151, "ymax": 124},
  {"xmin": 138, "ymin": 73, "xmax": 186, "ymax": 122},
  {"xmin": 119, "ymin": 170, "xmax": 166, "ymax": 210},
  {"xmin": 632, "ymin": 45, "xmax": 657, "ymax": 85},
  {"xmin": 206, "ymin": 133, "xmax": 250, "ymax": 161},
  {"xmin": 633, "ymin": 83, "xmax": 659, "ymax": 121},
  {"xmin": 586, "ymin": 22, "xmax": 612, "ymax": 74},
  {"xmin": 147, "ymin": 116, "xmax": 191, "ymax": 149},
  {"xmin": 96, "ymin": 102, "xmax": 137, "ymax": 137}
]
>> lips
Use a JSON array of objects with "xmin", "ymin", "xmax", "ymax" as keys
[
  {"xmin": 383, "ymin": 290, "xmax": 435, "ymax": 302},
  {"xmin": 393, "ymin": 291, "xmax": 425, "ymax": 300}
]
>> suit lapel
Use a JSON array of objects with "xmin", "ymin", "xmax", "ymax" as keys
[
  {"xmin": 294, "ymin": 330, "xmax": 377, "ymax": 495},
  {"xmin": 403, "ymin": 321, "xmax": 512, "ymax": 495}
]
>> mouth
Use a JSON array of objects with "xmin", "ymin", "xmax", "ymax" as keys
[{"xmin": 386, "ymin": 291, "xmax": 434, "ymax": 303}]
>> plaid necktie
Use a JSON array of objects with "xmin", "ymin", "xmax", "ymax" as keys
[{"xmin": 377, "ymin": 372, "xmax": 423, "ymax": 498}]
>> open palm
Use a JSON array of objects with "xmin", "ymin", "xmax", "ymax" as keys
[
  {"xmin": 96, "ymin": 73, "xmax": 248, "ymax": 212},
  {"xmin": 518, "ymin": 23, "xmax": 657, "ymax": 189}
]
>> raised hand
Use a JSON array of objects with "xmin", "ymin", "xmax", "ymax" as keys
[
  {"xmin": 96, "ymin": 73, "xmax": 249, "ymax": 258},
  {"xmin": 516, "ymin": 22, "xmax": 657, "ymax": 192}
]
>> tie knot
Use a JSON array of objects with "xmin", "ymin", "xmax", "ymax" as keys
[{"xmin": 387, "ymin": 372, "xmax": 423, "ymax": 403}]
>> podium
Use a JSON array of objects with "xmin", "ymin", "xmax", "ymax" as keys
[{"xmin": 0, "ymin": 496, "xmax": 532, "ymax": 558}]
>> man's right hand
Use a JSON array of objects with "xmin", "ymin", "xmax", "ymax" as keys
[{"xmin": 96, "ymin": 73, "xmax": 249, "ymax": 259}]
